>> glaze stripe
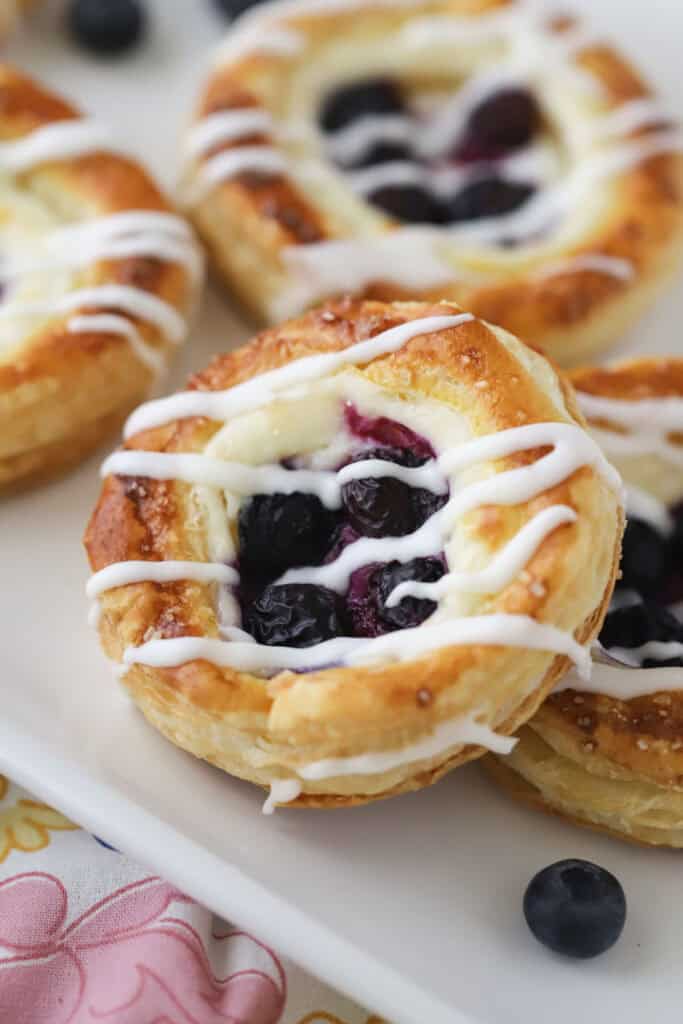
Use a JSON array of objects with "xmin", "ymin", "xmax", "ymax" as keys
[
  {"xmin": 123, "ymin": 314, "xmax": 474, "ymax": 437},
  {"xmin": 122, "ymin": 613, "xmax": 592, "ymax": 677}
]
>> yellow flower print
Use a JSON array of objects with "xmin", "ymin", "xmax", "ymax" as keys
[{"xmin": 0, "ymin": 774, "xmax": 77, "ymax": 861}]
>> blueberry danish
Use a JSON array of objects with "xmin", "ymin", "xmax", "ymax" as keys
[
  {"xmin": 182, "ymin": 0, "xmax": 682, "ymax": 365},
  {"xmin": 0, "ymin": 66, "xmax": 202, "ymax": 491},
  {"xmin": 488, "ymin": 358, "xmax": 683, "ymax": 847},
  {"xmin": 85, "ymin": 300, "xmax": 621, "ymax": 810}
]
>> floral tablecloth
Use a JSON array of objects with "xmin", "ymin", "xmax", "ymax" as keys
[{"xmin": 0, "ymin": 774, "xmax": 383, "ymax": 1024}]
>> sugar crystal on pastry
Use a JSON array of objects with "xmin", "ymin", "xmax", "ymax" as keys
[
  {"xmin": 85, "ymin": 300, "xmax": 622, "ymax": 811},
  {"xmin": 183, "ymin": 0, "xmax": 683, "ymax": 365}
]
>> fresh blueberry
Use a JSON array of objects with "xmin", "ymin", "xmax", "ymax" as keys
[
  {"xmin": 617, "ymin": 517, "xmax": 669, "ymax": 596},
  {"xmin": 319, "ymin": 78, "xmax": 404, "ymax": 133},
  {"xmin": 455, "ymin": 88, "xmax": 542, "ymax": 162},
  {"xmin": 238, "ymin": 492, "xmax": 337, "ymax": 579},
  {"xmin": 341, "ymin": 447, "xmax": 446, "ymax": 538},
  {"xmin": 445, "ymin": 178, "xmax": 535, "ymax": 223},
  {"xmin": 213, "ymin": 0, "xmax": 263, "ymax": 17},
  {"xmin": 600, "ymin": 599, "xmax": 683, "ymax": 664},
  {"xmin": 524, "ymin": 859, "xmax": 626, "ymax": 959},
  {"xmin": 368, "ymin": 183, "xmax": 446, "ymax": 224},
  {"xmin": 243, "ymin": 583, "xmax": 346, "ymax": 647},
  {"xmin": 67, "ymin": 0, "xmax": 146, "ymax": 56},
  {"xmin": 346, "ymin": 557, "xmax": 444, "ymax": 636}
]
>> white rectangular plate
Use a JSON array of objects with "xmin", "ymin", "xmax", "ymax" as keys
[{"xmin": 3, "ymin": 2, "xmax": 683, "ymax": 1022}]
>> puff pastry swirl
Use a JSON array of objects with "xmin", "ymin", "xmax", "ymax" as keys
[
  {"xmin": 85, "ymin": 299, "xmax": 622, "ymax": 810},
  {"xmin": 184, "ymin": 0, "xmax": 683, "ymax": 365}
]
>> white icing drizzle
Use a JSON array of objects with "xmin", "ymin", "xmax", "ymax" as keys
[
  {"xmin": 272, "ymin": 231, "xmax": 455, "ymax": 321},
  {"xmin": 185, "ymin": 110, "xmax": 274, "ymax": 160},
  {"xmin": 87, "ymin": 560, "xmax": 238, "ymax": 598},
  {"xmin": 578, "ymin": 391, "xmax": 683, "ymax": 468},
  {"xmin": 624, "ymin": 483, "xmax": 673, "ymax": 536},
  {"xmin": 122, "ymin": 614, "xmax": 591, "ymax": 678},
  {"xmin": 124, "ymin": 314, "xmax": 472, "ymax": 438},
  {"xmin": 0, "ymin": 120, "xmax": 114, "ymax": 173},
  {"xmin": 574, "ymin": 97, "xmax": 673, "ymax": 146},
  {"xmin": 326, "ymin": 114, "xmax": 412, "ymax": 165},
  {"xmin": 4, "ymin": 212, "xmax": 203, "ymax": 286},
  {"xmin": 212, "ymin": 24, "xmax": 305, "ymax": 68},
  {"xmin": 265, "ymin": 711, "xmax": 518, "ymax": 804},
  {"xmin": 87, "ymin": 561, "xmax": 237, "ymax": 628},
  {"xmin": 102, "ymin": 452, "xmax": 343, "ymax": 506},
  {"xmin": 555, "ymin": 663, "xmax": 683, "ymax": 700},
  {"xmin": 298, "ymin": 712, "xmax": 516, "ymax": 779},
  {"xmin": 605, "ymin": 641, "xmax": 683, "ymax": 668},
  {"xmin": 262, "ymin": 779, "xmax": 303, "ymax": 814},
  {"xmin": 68, "ymin": 315, "xmax": 166, "ymax": 375},
  {"xmin": 385, "ymin": 504, "xmax": 576, "ymax": 605},
  {"xmin": 100, "ymin": 451, "xmax": 444, "ymax": 509},
  {"xmin": 535, "ymin": 254, "xmax": 635, "ymax": 282},
  {"xmin": 186, "ymin": 146, "xmax": 287, "ymax": 205},
  {"xmin": 0, "ymin": 284, "xmax": 186, "ymax": 346},
  {"xmin": 281, "ymin": 422, "xmax": 618, "ymax": 592}
]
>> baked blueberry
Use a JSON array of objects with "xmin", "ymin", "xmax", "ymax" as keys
[
  {"xmin": 375, "ymin": 557, "xmax": 444, "ymax": 630},
  {"xmin": 348, "ymin": 141, "xmax": 413, "ymax": 169},
  {"xmin": 617, "ymin": 517, "xmax": 669, "ymax": 596},
  {"xmin": 446, "ymin": 178, "xmax": 535, "ymax": 223},
  {"xmin": 341, "ymin": 447, "xmax": 446, "ymax": 538},
  {"xmin": 320, "ymin": 78, "xmax": 404, "ymax": 133},
  {"xmin": 600, "ymin": 599, "xmax": 683, "ymax": 664},
  {"xmin": 67, "ymin": 0, "xmax": 146, "ymax": 55},
  {"xmin": 243, "ymin": 583, "xmax": 346, "ymax": 647},
  {"xmin": 346, "ymin": 557, "xmax": 443, "ymax": 637},
  {"xmin": 524, "ymin": 859, "xmax": 626, "ymax": 959},
  {"xmin": 455, "ymin": 87, "xmax": 542, "ymax": 162},
  {"xmin": 238, "ymin": 492, "xmax": 337, "ymax": 578},
  {"xmin": 367, "ymin": 184, "xmax": 446, "ymax": 224}
]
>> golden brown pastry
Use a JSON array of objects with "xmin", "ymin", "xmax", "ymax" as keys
[
  {"xmin": 0, "ymin": 65, "xmax": 203, "ymax": 492},
  {"xmin": 84, "ymin": 298, "xmax": 622, "ymax": 811},
  {"xmin": 182, "ymin": 0, "xmax": 683, "ymax": 365},
  {"xmin": 487, "ymin": 358, "xmax": 683, "ymax": 846}
]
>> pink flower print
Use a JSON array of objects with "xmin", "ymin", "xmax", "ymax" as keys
[{"xmin": 0, "ymin": 873, "xmax": 286, "ymax": 1024}]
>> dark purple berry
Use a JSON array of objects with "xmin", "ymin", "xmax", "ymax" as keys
[
  {"xmin": 368, "ymin": 184, "xmax": 446, "ymax": 224},
  {"xmin": 524, "ymin": 859, "xmax": 626, "ymax": 959},
  {"xmin": 446, "ymin": 178, "xmax": 535, "ymax": 223},
  {"xmin": 346, "ymin": 558, "xmax": 444, "ymax": 637},
  {"xmin": 238, "ymin": 492, "xmax": 337, "ymax": 579},
  {"xmin": 243, "ymin": 584, "xmax": 346, "ymax": 647},
  {"xmin": 341, "ymin": 447, "xmax": 446, "ymax": 538},
  {"xmin": 344, "ymin": 404, "xmax": 436, "ymax": 459},
  {"xmin": 600, "ymin": 600, "xmax": 683, "ymax": 664},
  {"xmin": 67, "ymin": 0, "xmax": 146, "ymax": 56},
  {"xmin": 455, "ymin": 88, "xmax": 542, "ymax": 162},
  {"xmin": 374, "ymin": 557, "xmax": 445, "ymax": 630},
  {"xmin": 320, "ymin": 78, "xmax": 404, "ymax": 134},
  {"xmin": 348, "ymin": 141, "xmax": 413, "ymax": 169},
  {"xmin": 617, "ymin": 517, "xmax": 669, "ymax": 597}
]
